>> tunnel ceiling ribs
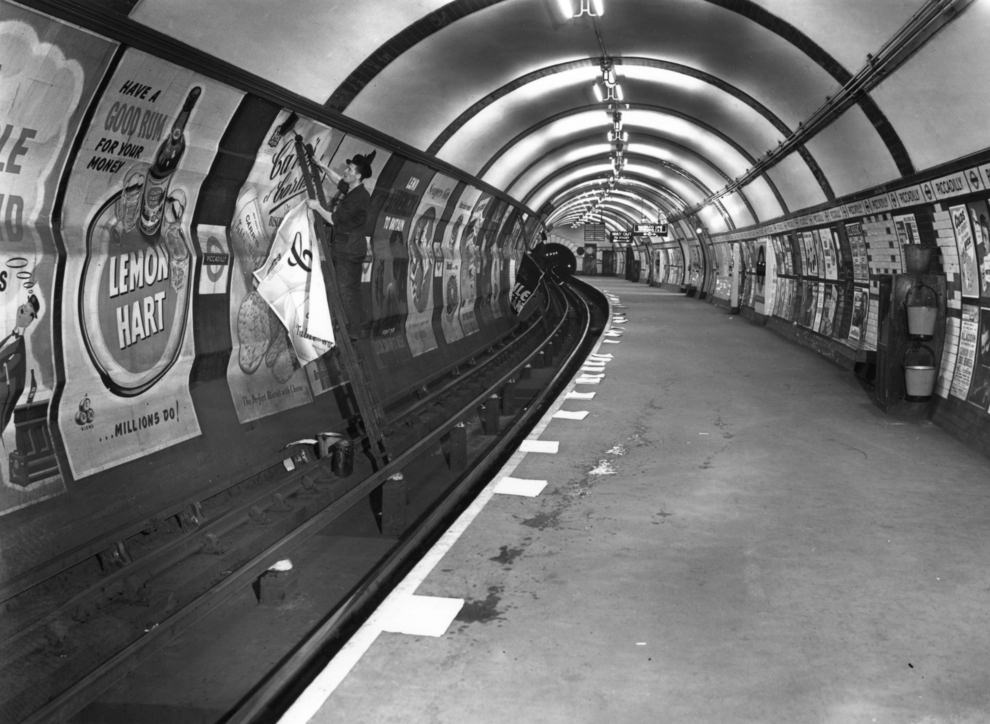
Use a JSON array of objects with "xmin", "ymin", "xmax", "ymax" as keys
[
  {"xmin": 320, "ymin": 0, "xmax": 928, "ymax": 234},
  {"xmin": 506, "ymin": 134, "xmax": 759, "ymax": 223},
  {"xmin": 433, "ymin": 56, "xmax": 829, "ymax": 208}
]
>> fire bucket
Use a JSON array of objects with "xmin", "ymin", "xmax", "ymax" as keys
[
  {"xmin": 902, "ymin": 244, "xmax": 935, "ymax": 274},
  {"xmin": 903, "ymin": 344, "xmax": 936, "ymax": 401},
  {"xmin": 905, "ymin": 283, "xmax": 937, "ymax": 338}
]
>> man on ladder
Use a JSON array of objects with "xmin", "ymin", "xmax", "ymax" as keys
[{"xmin": 305, "ymin": 151, "xmax": 376, "ymax": 342}]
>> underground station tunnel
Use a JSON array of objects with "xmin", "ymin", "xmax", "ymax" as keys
[{"xmin": 3, "ymin": 1, "xmax": 990, "ymax": 722}]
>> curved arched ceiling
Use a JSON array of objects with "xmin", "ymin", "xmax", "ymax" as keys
[{"xmin": 134, "ymin": 0, "xmax": 982, "ymax": 235}]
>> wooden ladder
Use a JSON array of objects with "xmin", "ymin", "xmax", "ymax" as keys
[{"xmin": 294, "ymin": 135, "xmax": 389, "ymax": 470}]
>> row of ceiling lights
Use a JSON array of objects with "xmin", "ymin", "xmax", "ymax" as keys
[{"xmin": 557, "ymin": 0, "xmax": 672, "ymax": 233}]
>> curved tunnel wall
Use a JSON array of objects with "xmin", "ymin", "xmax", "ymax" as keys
[
  {"xmin": 0, "ymin": 2, "xmax": 539, "ymax": 585},
  {"xmin": 641, "ymin": 155, "xmax": 990, "ymax": 456}
]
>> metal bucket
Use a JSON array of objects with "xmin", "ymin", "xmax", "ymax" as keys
[
  {"xmin": 904, "ymin": 365, "xmax": 936, "ymax": 399},
  {"xmin": 906, "ymin": 305, "xmax": 937, "ymax": 338}
]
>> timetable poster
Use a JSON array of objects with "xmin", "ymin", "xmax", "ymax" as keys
[
  {"xmin": 845, "ymin": 222, "xmax": 869, "ymax": 282},
  {"xmin": 950, "ymin": 304, "xmax": 979, "ymax": 401},
  {"xmin": 0, "ymin": 7, "xmax": 115, "ymax": 511},
  {"xmin": 59, "ymin": 51, "xmax": 242, "ymax": 478}
]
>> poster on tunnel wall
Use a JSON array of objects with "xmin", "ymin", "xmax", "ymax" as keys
[
  {"xmin": 405, "ymin": 172, "xmax": 457, "ymax": 356},
  {"xmin": 965, "ymin": 200, "xmax": 990, "ymax": 304},
  {"xmin": 950, "ymin": 205, "xmax": 980, "ymax": 300},
  {"xmin": 0, "ymin": 6, "xmax": 115, "ymax": 512},
  {"xmin": 224, "ymin": 113, "xmax": 346, "ymax": 423},
  {"xmin": 846, "ymin": 286, "xmax": 869, "ymax": 348},
  {"xmin": 440, "ymin": 186, "xmax": 481, "ymax": 344},
  {"xmin": 58, "ymin": 50, "xmax": 243, "ymax": 478},
  {"xmin": 367, "ymin": 158, "xmax": 428, "ymax": 366},
  {"xmin": 950, "ymin": 304, "xmax": 978, "ymax": 401},
  {"xmin": 455, "ymin": 191, "xmax": 491, "ymax": 337},
  {"xmin": 475, "ymin": 200, "xmax": 508, "ymax": 328}
]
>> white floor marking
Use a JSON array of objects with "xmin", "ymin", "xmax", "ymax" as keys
[
  {"xmin": 494, "ymin": 477, "xmax": 548, "ymax": 497},
  {"xmin": 519, "ymin": 439, "xmax": 559, "ymax": 454},
  {"xmin": 379, "ymin": 594, "xmax": 464, "ymax": 637},
  {"xmin": 553, "ymin": 409, "xmax": 589, "ymax": 420},
  {"xmin": 566, "ymin": 391, "xmax": 596, "ymax": 400},
  {"xmin": 575, "ymin": 376, "xmax": 602, "ymax": 384}
]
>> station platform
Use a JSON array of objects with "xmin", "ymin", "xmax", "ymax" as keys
[{"xmin": 285, "ymin": 278, "xmax": 990, "ymax": 723}]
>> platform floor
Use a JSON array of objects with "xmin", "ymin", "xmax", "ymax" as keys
[{"xmin": 288, "ymin": 278, "xmax": 990, "ymax": 724}]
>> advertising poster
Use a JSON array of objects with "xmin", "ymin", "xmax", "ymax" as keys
[
  {"xmin": 253, "ymin": 203, "xmax": 334, "ymax": 364},
  {"xmin": 950, "ymin": 304, "xmax": 978, "ymax": 401},
  {"xmin": 818, "ymin": 283, "xmax": 839, "ymax": 337},
  {"xmin": 456, "ymin": 191, "xmax": 490, "ymax": 337},
  {"xmin": 224, "ymin": 116, "xmax": 365, "ymax": 422},
  {"xmin": 965, "ymin": 200, "xmax": 990, "ymax": 303},
  {"xmin": 58, "ymin": 51, "xmax": 242, "ymax": 478},
  {"xmin": 476, "ymin": 200, "xmax": 508, "ymax": 326},
  {"xmin": 799, "ymin": 280, "xmax": 817, "ymax": 328},
  {"xmin": 847, "ymin": 286, "xmax": 869, "ymax": 347},
  {"xmin": 0, "ymin": 8, "xmax": 115, "ymax": 510},
  {"xmin": 367, "ymin": 159, "xmax": 427, "ymax": 364},
  {"xmin": 965, "ymin": 307, "xmax": 990, "ymax": 410},
  {"xmin": 950, "ymin": 204, "xmax": 980, "ymax": 299},
  {"xmin": 816, "ymin": 228, "xmax": 838, "ymax": 280},
  {"xmin": 440, "ymin": 186, "xmax": 480, "ymax": 343},
  {"xmin": 405, "ymin": 172, "xmax": 455, "ymax": 356},
  {"xmin": 801, "ymin": 231, "xmax": 820, "ymax": 277}
]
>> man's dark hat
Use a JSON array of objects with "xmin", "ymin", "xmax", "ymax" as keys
[{"xmin": 346, "ymin": 150, "xmax": 376, "ymax": 180}]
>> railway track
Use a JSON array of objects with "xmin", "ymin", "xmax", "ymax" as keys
[{"xmin": 2, "ymin": 277, "xmax": 606, "ymax": 723}]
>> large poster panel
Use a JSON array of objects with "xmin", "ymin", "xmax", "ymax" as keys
[
  {"xmin": 367, "ymin": 159, "xmax": 427, "ymax": 365},
  {"xmin": 476, "ymin": 200, "xmax": 509, "ymax": 327},
  {"xmin": 59, "ymin": 50, "xmax": 243, "ymax": 477},
  {"xmin": 225, "ymin": 114, "xmax": 348, "ymax": 423},
  {"xmin": 0, "ymin": 7, "xmax": 115, "ymax": 511},
  {"xmin": 440, "ymin": 186, "xmax": 480, "ymax": 343},
  {"xmin": 405, "ymin": 172, "xmax": 456, "ymax": 356},
  {"xmin": 456, "ymin": 191, "xmax": 491, "ymax": 337}
]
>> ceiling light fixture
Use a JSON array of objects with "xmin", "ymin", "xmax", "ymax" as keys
[{"xmin": 557, "ymin": 0, "xmax": 604, "ymax": 19}]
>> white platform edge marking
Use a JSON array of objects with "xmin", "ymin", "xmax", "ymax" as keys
[
  {"xmin": 519, "ymin": 439, "xmax": 559, "ymax": 454},
  {"xmin": 553, "ymin": 409, "xmax": 589, "ymax": 420},
  {"xmin": 494, "ymin": 477, "xmax": 548, "ymax": 497},
  {"xmin": 379, "ymin": 594, "xmax": 464, "ymax": 637},
  {"xmin": 278, "ymin": 293, "xmax": 621, "ymax": 723},
  {"xmin": 566, "ymin": 391, "xmax": 596, "ymax": 400}
]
